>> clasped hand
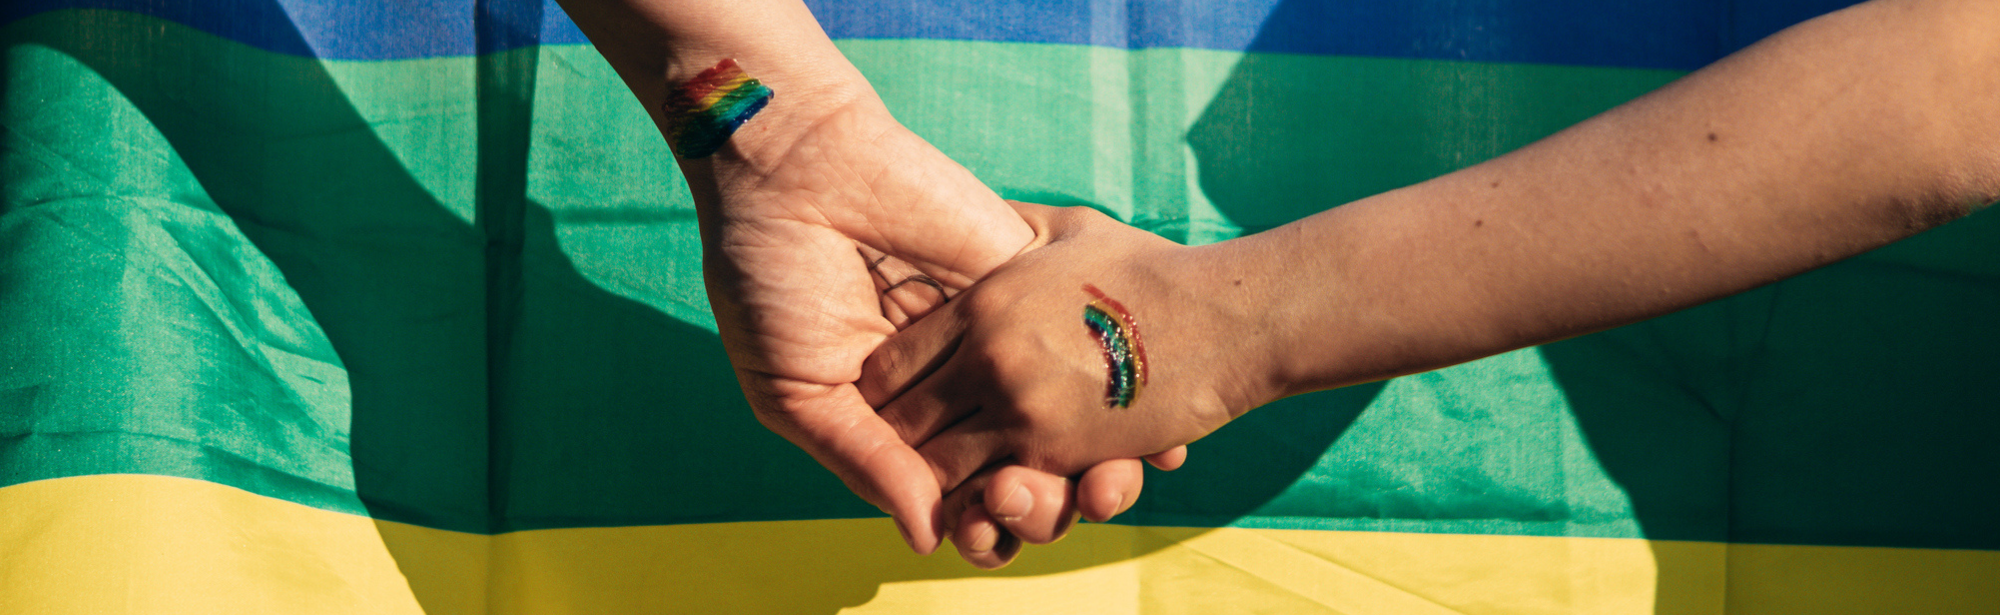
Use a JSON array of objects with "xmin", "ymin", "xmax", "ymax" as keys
[
  {"xmin": 697, "ymin": 95, "xmax": 1217, "ymax": 568},
  {"xmin": 860, "ymin": 202, "xmax": 1278, "ymax": 567}
]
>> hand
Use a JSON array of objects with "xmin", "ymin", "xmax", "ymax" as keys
[
  {"xmin": 939, "ymin": 448, "xmax": 1187, "ymax": 569},
  {"xmin": 862, "ymin": 202, "xmax": 1277, "ymax": 526},
  {"xmin": 549, "ymin": 0, "xmax": 1176, "ymax": 563},
  {"xmin": 696, "ymin": 99, "xmax": 1160, "ymax": 556}
]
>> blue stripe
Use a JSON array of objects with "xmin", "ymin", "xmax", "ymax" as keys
[
  {"xmin": 6, "ymin": 0, "xmax": 1862, "ymax": 69},
  {"xmin": 811, "ymin": 0, "xmax": 1868, "ymax": 70},
  {"xmin": 1, "ymin": 0, "xmax": 589, "ymax": 58}
]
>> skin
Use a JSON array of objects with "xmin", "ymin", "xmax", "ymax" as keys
[
  {"xmin": 865, "ymin": 0, "xmax": 2000, "ymax": 558},
  {"xmin": 551, "ymin": 0, "xmax": 1175, "ymax": 564}
]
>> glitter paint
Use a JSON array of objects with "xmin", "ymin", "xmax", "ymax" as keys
[
  {"xmin": 1082, "ymin": 284, "xmax": 1147, "ymax": 408},
  {"xmin": 662, "ymin": 59, "xmax": 773, "ymax": 158}
]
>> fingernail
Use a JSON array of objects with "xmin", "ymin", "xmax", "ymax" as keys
[
  {"xmin": 895, "ymin": 519, "xmax": 919, "ymax": 553},
  {"xmin": 991, "ymin": 484, "xmax": 1032, "ymax": 521},
  {"xmin": 966, "ymin": 523, "xmax": 998, "ymax": 553}
]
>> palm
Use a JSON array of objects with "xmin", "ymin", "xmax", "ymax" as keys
[{"xmin": 697, "ymin": 100, "xmax": 1030, "ymax": 548}]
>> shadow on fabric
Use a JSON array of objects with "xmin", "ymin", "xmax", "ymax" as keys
[
  {"xmin": 1183, "ymin": 0, "xmax": 2000, "ymax": 612},
  {"xmin": 15, "ymin": 5, "xmax": 996, "ymax": 613},
  {"xmin": 29, "ymin": 0, "xmax": 1995, "ymax": 611}
]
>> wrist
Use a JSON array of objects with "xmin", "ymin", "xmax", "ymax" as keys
[
  {"xmin": 1194, "ymin": 222, "xmax": 1372, "ymax": 405},
  {"xmin": 1164, "ymin": 240, "xmax": 1299, "ymax": 417},
  {"xmin": 558, "ymin": 0, "xmax": 875, "ymax": 163},
  {"xmin": 662, "ymin": 72, "xmax": 881, "ymax": 225},
  {"xmin": 690, "ymin": 74, "xmax": 875, "ymax": 175}
]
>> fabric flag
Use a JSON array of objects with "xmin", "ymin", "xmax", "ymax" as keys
[{"xmin": 3, "ymin": 0, "xmax": 1997, "ymax": 612}]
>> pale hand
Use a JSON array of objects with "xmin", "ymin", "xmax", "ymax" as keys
[{"xmin": 699, "ymin": 101, "xmax": 1164, "ymax": 557}]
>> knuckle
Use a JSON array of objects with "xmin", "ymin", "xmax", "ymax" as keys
[
  {"xmin": 746, "ymin": 399, "xmax": 797, "ymax": 432},
  {"xmin": 861, "ymin": 347, "xmax": 907, "ymax": 385},
  {"xmin": 959, "ymin": 282, "xmax": 1021, "ymax": 317},
  {"xmin": 1053, "ymin": 204, "xmax": 1114, "ymax": 227}
]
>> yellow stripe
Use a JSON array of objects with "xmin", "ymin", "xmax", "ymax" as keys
[
  {"xmin": 693, "ymin": 73, "xmax": 753, "ymax": 110},
  {"xmin": 1720, "ymin": 542, "xmax": 2000, "ymax": 613},
  {"xmin": 7, "ymin": 474, "xmax": 1997, "ymax": 614},
  {"xmin": 0, "ymin": 474, "xmax": 425, "ymax": 615}
]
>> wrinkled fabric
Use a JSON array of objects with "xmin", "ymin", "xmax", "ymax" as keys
[{"xmin": 3, "ymin": 1, "xmax": 1997, "ymax": 613}]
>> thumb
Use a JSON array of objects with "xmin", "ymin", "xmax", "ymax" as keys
[
  {"xmin": 1002, "ymin": 200, "xmax": 1065, "ymax": 254},
  {"xmin": 750, "ymin": 382, "xmax": 944, "ymax": 554}
]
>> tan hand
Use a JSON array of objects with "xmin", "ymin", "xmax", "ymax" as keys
[{"xmin": 863, "ymin": 203, "xmax": 1269, "ymax": 527}]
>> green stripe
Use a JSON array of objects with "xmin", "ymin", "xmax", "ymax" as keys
[
  {"xmin": 847, "ymin": 41, "xmax": 1685, "ymax": 243},
  {"xmin": 8, "ymin": 11, "xmax": 1999, "ymax": 551}
]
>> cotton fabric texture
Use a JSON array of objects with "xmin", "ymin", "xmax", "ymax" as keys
[{"xmin": 3, "ymin": 0, "xmax": 1996, "ymax": 612}]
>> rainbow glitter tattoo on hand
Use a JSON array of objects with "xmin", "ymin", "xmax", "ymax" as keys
[
  {"xmin": 1082, "ymin": 284, "xmax": 1149, "ymax": 408},
  {"xmin": 662, "ymin": 59, "xmax": 773, "ymax": 159}
]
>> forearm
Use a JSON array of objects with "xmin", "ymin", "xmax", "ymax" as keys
[
  {"xmin": 554, "ymin": 0, "xmax": 1026, "ymax": 277},
  {"xmin": 552, "ymin": 0, "xmax": 875, "ymax": 173},
  {"xmin": 1230, "ymin": 0, "xmax": 2000, "ymax": 399}
]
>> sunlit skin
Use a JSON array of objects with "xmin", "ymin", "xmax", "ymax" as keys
[
  {"xmin": 865, "ymin": 0, "xmax": 2000, "ymax": 557},
  {"xmin": 555, "ymin": 0, "xmax": 1999, "ymax": 571},
  {"xmin": 660, "ymin": 59, "xmax": 772, "ymax": 159},
  {"xmin": 552, "ymin": 0, "xmax": 1176, "ymax": 566}
]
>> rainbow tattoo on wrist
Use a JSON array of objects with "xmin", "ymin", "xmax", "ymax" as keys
[
  {"xmin": 662, "ymin": 59, "xmax": 773, "ymax": 159},
  {"xmin": 1082, "ymin": 284, "xmax": 1148, "ymax": 408}
]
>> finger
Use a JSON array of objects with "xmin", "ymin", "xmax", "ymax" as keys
[
  {"xmin": 1144, "ymin": 445, "xmax": 1188, "ymax": 471},
  {"xmin": 750, "ymin": 383, "xmax": 943, "ymax": 554},
  {"xmin": 938, "ymin": 469, "xmax": 1024, "ymax": 569},
  {"xmin": 860, "ymin": 245, "xmax": 908, "ymax": 325},
  {"xmin": 1002, "ymin": 200, "xmax": 1064, "ymax": 248},
  {"xmin": 873, "ymin": 348, "xmax": 984, "ymax": 446},
  {"xmin": 881, "ymin": 271, "xmax": 952, "ymax": 324},
  {"xmin": 937, "ymin": 466, "xmax": 1023, "ymax": 569},
  {"xmin": 986, "ymin": 465, "xmax": 1080, "ymax": 545},
  {"xmin": 858, "ymin": 297, "xmax": 968, "ymax": 408},
  {"xmin": 914, "ymin": 411, "xmax": 1014, "ymax": 496},
  {"xmin": 858, "ymin": 245, "xmax": 953, "ymax": 328},
  {"xmin": 1073, "ymin": 459, "xmax": 1144, "ymax": 522},
  {"xmin": 954, "ymin": 505, "xmax": 1022, "ymax": 570}
]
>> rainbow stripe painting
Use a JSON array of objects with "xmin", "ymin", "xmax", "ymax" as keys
[
  {"xmin": 1082, "ymin": 284, "xmax": 1148, "ymax": 408},
  {"xmin": 662, "ymin": 58, "xmax": 773, "ymax": 158}
]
